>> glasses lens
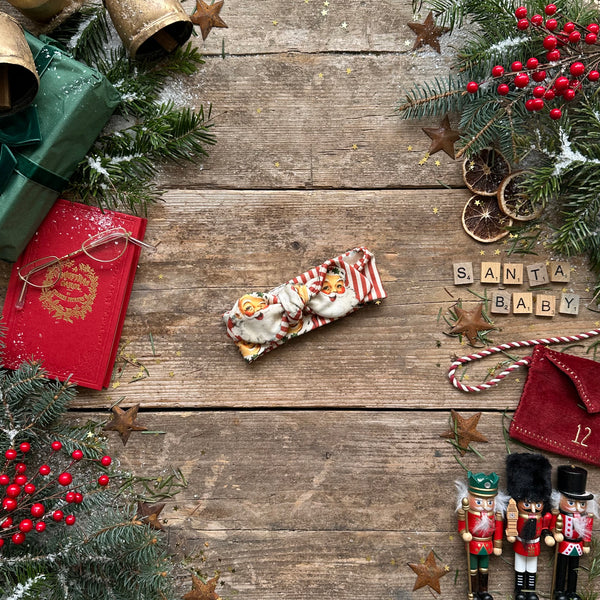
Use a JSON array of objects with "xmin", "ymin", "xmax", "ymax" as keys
[
  {"xmin": 82, "ymin": 229, "xmax": 128, "ymax": 263},
  {"xmin": 18, "ymin": 257, "xmax": 61, "ymax": 288}
]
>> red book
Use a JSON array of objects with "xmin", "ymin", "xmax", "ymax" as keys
[{"xmin": 1, "ymin": 199, "xmax": 148, "ymax": 390}]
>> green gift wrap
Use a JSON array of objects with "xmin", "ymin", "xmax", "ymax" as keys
[{"xmin": 0, "ymin": 32, "xmax": 120, "ymax": 262}]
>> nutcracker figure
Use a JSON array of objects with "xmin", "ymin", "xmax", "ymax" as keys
[
  {"xmin": 457, "ymin": 471, "xmax": 504, "ymax": 600},
  {"xmin": 505, "ymin": 453, "xmax": 555, "ymax": 600},
  {"xmin": 551, "ymin": 465, "xmax": 596, "ymax": 600}
]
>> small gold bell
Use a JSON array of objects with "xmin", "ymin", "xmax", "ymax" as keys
[
  {"xmin": 104, "ymin": 0, "xmax": 193, "ymax": 59},
  {"xmin": 4, "ymin": 0, "xmax": 71, "ymax": 22},
  {"xmin": 0, "ymin": 12, "xmax": 40, "ymax": 115}
]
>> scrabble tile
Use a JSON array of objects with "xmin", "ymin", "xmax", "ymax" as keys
[
  {"xmin": 513, "ymin": 292, "xmax": 533, "ymax": 314},
  {"xmin": 549, "ymin": 261, "xmax": 571, "ymax": 283},
  {"xmin": 535, "ymin": 294, "xmax": 555, "ymax": 317},
  {"xmin": 526, "ymin": 263, "xmax": 549, "ymax": 287},
  {"xmin": 481, "ymin": 262, "xmax": 501, "ymax": 284},
  {"xmin": 503, "ymin": 263, "xmax": 523, "ymax": 285},
  {"xmin": 453, "ymin": 262, "xmax": 474, "ymax": 285},
  {"xmin": 559, "ymin": 293, "xmax": 580, "ymax": 315},
  {"xmin": 491, "ymin": 291, "xmax": 511, "ymax": 314}
]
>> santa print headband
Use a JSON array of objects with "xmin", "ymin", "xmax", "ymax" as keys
[{"xmin": 448, "ymin": 327, "xmax": 600, "ymax": 392}]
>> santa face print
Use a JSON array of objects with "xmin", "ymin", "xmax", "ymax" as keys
[
  {"xmin": 308, "ymin": 270, "xmax": 359, "ymax": 319},
  {"xmin": 238, "ymin": 294, "xmax": 267, "ymax": 318}
]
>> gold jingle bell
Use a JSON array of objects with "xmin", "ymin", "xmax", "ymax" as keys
[
  {"xmin": 0, "ymin": 12, "xmax": 40, "ymax": 115},
  {"xmin": 104, "ymin": 0, "xmax": 193, "ymax": 59},
  {"xmin": 4, "ymin": 0, "xmax": 71, "ymax": 22}
]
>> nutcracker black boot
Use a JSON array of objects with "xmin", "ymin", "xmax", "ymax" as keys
[
  {"xmin": 470, "ymin": 572, "xmax": 479, "ymax": 600},
  {"xmin": 478, "ymin": 571, "xmax": 493, "ymax": 600},
  {"xmin": 514, "ymin": 571, "xmax": 526, "ymax": 600},
  {"xmin": 525, "ymin": 571, "xmax": 538, "ymax": 600}
]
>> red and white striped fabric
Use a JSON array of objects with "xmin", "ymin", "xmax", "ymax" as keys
[{"xmin": 223, "ymin": 247, "xmax": 387, "ymax": 362}]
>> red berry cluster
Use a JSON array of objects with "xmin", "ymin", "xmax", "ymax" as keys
[
  {"xmin": 0, "ymin": 441, "xmax": 112, "ymax": 547},
  {"xmin": 466, "ymin": 4, "xmax": 600, "ymax": 120}
]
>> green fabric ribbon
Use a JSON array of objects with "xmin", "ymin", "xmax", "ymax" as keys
[{"xmin": 0, "ymin": 41, "xmax": 70, "ymax": 194}]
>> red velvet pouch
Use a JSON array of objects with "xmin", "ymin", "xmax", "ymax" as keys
[{"xmin": 509, "ymin": 345, "xmax": 600, "ymax": 466}]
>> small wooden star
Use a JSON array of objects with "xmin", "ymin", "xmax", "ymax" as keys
[
  {"xmin": 137, "ymin": 501, "xmax": 166, "ymax": 530},
  {"xmin": 449, "ymin": 302, "xmax": 494, "ymax": 344},
  {"xmin": 408, "ymin": 550, "xmax": 450, "ymax": 594},
  {"xmin": 183, "ymin": 574, "xmax": 221, "ymax": 600},
  {"xmin": 103, "ymin": 404, "xmax": 147, "ymax": 445},
  {"xmin": 407, "ymin": 11, "xmax": 450, "ymax": 53},
  {"xmin": 422, "ymin": 114, "xmax": 461, "ymax": 159},
  {"xmin": 190, "ymin": 0, "xmax": 228, "ymax": 41},
  {"xmin": 440, "ymin": 409, "xmax": 489, "ymax": 455}
]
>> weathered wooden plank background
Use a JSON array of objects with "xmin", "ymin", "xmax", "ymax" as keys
[{"xmin": 1, "ymin": 0, "xmax": 599, "ymax": 599}]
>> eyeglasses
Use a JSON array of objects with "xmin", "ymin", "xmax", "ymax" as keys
[{"xmin": 16, "ymin": 227, "xmax": 155, "ymax": 310}]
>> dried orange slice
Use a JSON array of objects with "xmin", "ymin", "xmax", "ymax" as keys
[
  {"xmin": 463, "ymin": 148, "xmax": 511, "ymax": 196},
  {"xmin": 462, "ymin": 194, "xmax": 513, "ymax": 243},
  {"xmin": 497, "ymin": 171, "xmax": 543, "ymax": 221}
]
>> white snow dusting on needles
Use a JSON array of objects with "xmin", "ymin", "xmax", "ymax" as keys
[
  {"xmin": 552, "ymin": 128, "xmax": 600, "ymax": 176},
  {"xmin": 5, "ymin": 575, "xmax": 45, "ymax": 600}
]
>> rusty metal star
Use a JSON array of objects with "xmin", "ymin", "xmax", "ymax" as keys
[
  {"xmin": 190, "ymin": 0, "xmax": 228, "ymax": 41},
  {"xmin": 422, "ymin": 114, "xmax": 461, "ymax": 159},
  {"xmin": 440, "ymin": 409, "xmax": 489, "ymax": 455},
  {"xmin": 408, "ymin": 550, "xmax": 450, "ymax": 594},
  {"xmin": 449, "ymin": 302, "xmax": 494, "ymax": 345},
  {"xmin": 137, "ymin": 501, "xmax": 166, "ymax": 530},
  {"xmin": 183, "ymin": 575, "xmax": 221, "ymax": 600},
  {"xmin": 102, "ymin": 404, "xmax": 147, "ymax": 445},
  {"xmin": 407, "ymin": 11, "xmax": 450, "ymax": 53}
]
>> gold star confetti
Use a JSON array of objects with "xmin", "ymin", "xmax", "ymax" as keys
[
  {"xmin": 158, "ymin": 274, "xmax": 164, "ymax": 279},
  {"xmin": 433, "ymin": 207, "xmax": 439, "ymax": 214},
  {"xmin": 434, "ymin": 159, "xmax": 441, "ymax": 166},
  {"xmin": 407, "ymin": 145, "xmax": 413, "ymax": 151},
  {"xmin": 318, "ymin": 72, "xmax": 323, "ymax": 78},
  {"xmin": 418, "ymin": 152, "xmax": 430, "ymax": 165},
  {"xmin": 346, "ymin": 68, "xmax": 352, "ymax": 74},
  {"xmin": 352, "ymin": 144, "xmax": 358, "ymax": 150},
  {"xmin": 323, "ymin": 0, "xmax": 329, "ymax": 5},
  {"xmin": 274, "ymin": 161, "xmax": 280, "ymax": 167},
  {"xmin": 272, "ymin": 20, "xmax": 278, "ymax": 25},
  {"xmin": 341, "ymin": 22, "xmax": 348, "ymax": 29},
  {"xmin": 480, "ymin": 250, "xmax": 485, "ymax": 255},
  {"xmin": 321, "ymin": 8, "xmax": 328, "ymax": 15},
  {"xmin": 256, "ymin": 108, "xmax": 262, "ymax": 113},
  {"xmin": 494, "ymin": 249, "xmax": 501, "ymax": 255}
]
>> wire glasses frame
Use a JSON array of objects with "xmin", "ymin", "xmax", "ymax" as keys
[{"xmin": 16, "ymin": 227, "xmax": 155, "ymax": 310}]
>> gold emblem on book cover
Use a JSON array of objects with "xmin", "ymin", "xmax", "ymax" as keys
[{"xmin": 40, "ymin": 260, "xmax": 98, "ymax": 323}]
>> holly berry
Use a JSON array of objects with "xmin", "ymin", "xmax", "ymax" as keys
[
  {"xmin": 514, "ymin": 73, "xmax": 530, "ymax": 88},
  {"xmin": 19, "ymin": 443, "xmax": 30, "ymax": 454},
  {"xmin": 570, "ymin": 62, "xmax": 586, "ymax": 76},
  {"xmin": 30, "ymin": 503, "xmax": 45, "ymax": 517},
  {"xmin": 555, "ymin": 76, "xmax": 570, "ymax": 90},
  {"xmin": 588, "ymin": 23, "xmax": 600, "ymax": 34},
  {"xmin": 563, "ymin": 22, "xmax": 576, "ymax": 34},
  {"xmin": 14, "ymin": 475, "xmax": 27, "ymax": 486},
  {"xmin": 39, "ymin": 465, "xmax": 50, "ymax": 476},
  {"xmin": 35, "ymin": 521, "xmax": 46, "ymax": 532},
  {"xmin": 497, "ymin": 83, "xmax": 510, "ymax": 95},
  {"xmin": 74, "ymin": 493, "xmax": 84, "ymax": 504},
  {"xmin": 467, "ymin": 81, "xmax": 479, "ymax": 93},
  {"xmin": 525, "ymin": 98, "xmax": 536, "ymax": 111},
  {"xmin": 543, "ymin": 35, "xmax": 558, "ymax": 49},
  {"xmin": 65, "ymin": 492, "xmax": 76, "ymax": 503},
  {"xmin": 6, "ymin": 484, "xmax": 21, "ymax": 498},
  {"xmin": 563, "ymin": 88, "xmax": 576, "ymax": 100},
  {"xmin": 568, "ymin": 31, "xmax": 581, "ymax": 43},
  {"xmin": 58, "ymin": 472, "xmax": 72, "ymax": 486},
  {"xmin": 5, "ymin": 449, "xmax": 17, "ymax": 461},
  {"xmin": 586, "ymin": 32, "xmax": 598, "ymax": 44},
  {"xmin": 531, "ymin": 14, "xmax": 543, "ymax": 26},
  {"xmin": 52, "ymin": 510, "xmax": 64, "ymax": 522},
  {"xmin": 98, "ymin": 475, "xmax": 110, "ymax": 487},
  {"xmin": 517, "ymin": 18, "xmax": 529, "ymax": 30},
  {"xmin": 0, "ymin": 474, "xmax": 10, "ymax": 486},
  {"xmin": 12, "ymin": 532, "xmax": 25, "ymax": 544},
  {"xmin": 532, "ymin": 86, "xmax": 546, "ymax": 98},
  {"xmin": 545, "ymin": 4, "xmax": 557, "ymax": 15},
  {"xmin": 24, "ymin": 483, "xmax": 35, "ymax": 494},
  {"xmin": 515, "ymin": 6, "xmax": 528, "ymax": 18},
  {"xmin": 511, "ymin": 61, "xmax": 523, "ymax": 72},
  {"xmin": 3, "ymin": 498, "xmax": 17, "ymax": 511},
  {"xmin": 570, "ymin": 79, "xmax": 581, "ymax": 90},
  {"xmin": 1, "ymin": 518, "xmax": 12, "ymax": 529},
  {"xmin": 19, "ymin": 519, "xmax": 33, "ymax": 533},
  {"xmin": 51, "ymin": 441, "xmax": 62, "ymax": 452},
  {"xmin": 100, "ymin": 456, "xmax": 112, "ymax": 467},
  {"xmin": 588, "ymin": 70, "xmax": 600, "ymax": 81},
  {"xmin": 0, "ymin": 539, "xmax": 4, "ymax": 548},
  {"xmin": 526, "ymin": 57, "xmax": 539, "ymax": 70},
  {"xmin": 71, "ymin": 449, "xmax": 83, "ymax": 461},
  {"xmin": 543, "ymin": 88, "xmax": 556, "ymax": 99},
  {"xmin": 531, "ymin": 98, "xmax": 545, "ymax": 111},
  {"xmin": 15, "ymin": 463, "xmax": 26, "ymax": 474},
  {"xmin": 546, "ymin": 18, "xmax": 558, "ymax": 31},
  {"xmin": 65, "ymin": 515, "xmax": 76, "ymax": 526}
]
